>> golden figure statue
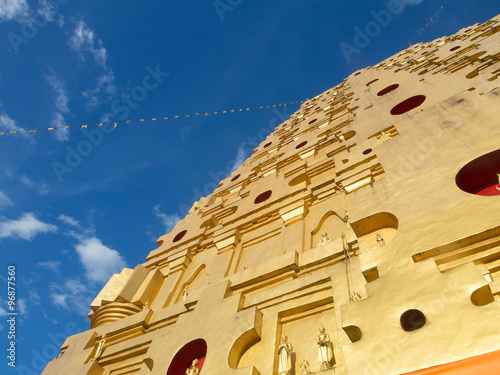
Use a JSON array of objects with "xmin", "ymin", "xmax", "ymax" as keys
[
  {"xmin": 317, "ymin": 327, "xmax": 334, "ymax": 370},
  {"xmin": 316, "ymin": 231, "xmax": 332, "ymax": 247},
  {"xmin": 299, "ymin": 359, "xmax": 311, "ymax": 375},
  {"xmin": 278, "ymin": 335, "xmax": 292, "ymax": 375},
  {"xmin": 90, "ymin": 334, "xmax": 106, "ymax": 361},
  {"xmin": 183, "ymin": 285, "xmax": 190, "ymax": 301},
  {"xmin": 185, "ymin": 358, "xmax": 200, "ymax": 375},
  {"xmin": 376, "ymin": 233, "xmax": 385, "ymax": 247}
]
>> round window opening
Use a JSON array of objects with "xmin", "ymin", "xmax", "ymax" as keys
[
  {"xmin": 263, "ymin": 142, "xmax": 272, "ymax": 148},
  {"xmin": 167, "ymin": 339, "xmax": 207, "ymax": 375},
  {"xmin": 296, "ymin": 141, "xmax": 308, "ymax": 149},
  {"xmin": 366, "ymin": 78, "xmax": 379, "ymax": 86},
  {"xmin": 377, "ymin": 84, "xmax": 399, "ymax": 96},
  {"xmin": 400, "ymin": 309, "xmax": 426, "ymax": 332},
  {"xmin": 173, "ymin": 230, "xmax": 187, "ymax": 243},
  {"xmin": 254, "ymin": 190, "xmax": 272, "ymax": 204},
  {"xmin": 309, "ymin": 118, "xmax": 317, "ymax": 124},
  {"xmin": 231, "ymin": 174, "xmax": 241, "ymax": 182},
  {"xmin": 456, "ymin": 149, "xmax": 500, "ymax": 196},
  {"xmin": 450, "ymin": 46, "xmax": 461, "ymax": 51},
  {"xmin": 363, "ymin": 148, "xmax": 373, "ymax": 155},
  {"xmin": 390, "ymin": 95, "xmax": 426, "ymax": 115}
]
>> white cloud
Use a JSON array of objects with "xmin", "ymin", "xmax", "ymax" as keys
[
  {"xmin": 229, "ymin": 144, "xmax": 248, "ymax": 174},
  {"xmin": 82, "ymin": 71, "xmax": 116, "ymax": 109},
  {"xmin": 0, "ymin": 0, "xmax": 28, "ymax": 22},
  {"xmin": 69, "ymin": 20, "xmax": 107, "ymax": 68},
  {"xmin": 51, "ymin": 112, "xmax": 69, "ymax": 142},
  {"xmin": 46, "ymin": 68, "xmax": 69, "ymax": 114},
  {"xmin": 36, "ymin": 261, "xmax": 61, "ymax": 273},
  {"xmin": 0, "ymin": 212, "xmax": 57, "ymax": 241},
  {"xmin": 398, "ymin": 0, "xmax": 425, "ymax": 9},
  {"xmin": 75, "ymin": 237, "xmax": 126, "ymax": 283},
  {"xmin": 36, "ymin": 0, "xmax": 58, "ymax": 22},
  {"xmin": 21, "ymin": 175, "xmax": 49, "ymax": 195},
  {"xmin": 154, "ymin": 205, "xmax": 181, "ymax": 233},
  {"xmin": 0, "ymin": 191, "xmax": 13, "ymax": 209},
  {"xmin": 0, "ymin": 112, "xmax": 27, "ymax": 137},
  {"xmin": 18, "ymin": 298, "xmax": 27, "ymax": 315},
  {"xmin": 58, "ymin": 214, "xmax": 80, "ymax": 227},
  {"xmin": 29, "ymin": 290, "xmax": 41, "ymax": 305},
  {"xmin": 49, "ymin": 278, "xmax": 93, "ymax": 314}
]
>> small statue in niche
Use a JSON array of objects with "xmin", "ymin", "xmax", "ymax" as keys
[
  {"xmin": 90, "ymin": 334, "xmax": 106, "ymax": 361},
  {"xmin": 142, "ymin": 301, "xmax": 149, "ymax": 310},
  {"xmin": 185, "ymin": 358, "xmax": 200, "ymax": 375},
  {"xmin": 278, "ymin": 335, "xmax": 293, "ymax": 375},
  {"xmin": 316, "ymin": 231, "xmax": 332, "ymax": 247},
  {"xmin": 317, "ymin": 327, "xmax": 334, "ymax": 370},
  {"xmin": 182, "ymin": 285, "xmax": 190, "ymax": 301},
  {"xmin": 376, "ymin": 233, "xmax": 385, "ymax": 247},
  {"xmin": 299, "ymin": 359, "xmax": 311, "ymax": 375},
  {"xmin": 350, "ymin": 291, "xmax": 362, "ymax": 302},
  {"xmin": 344, "ymin": 210, "xmax": 350, "ymax": 228}
]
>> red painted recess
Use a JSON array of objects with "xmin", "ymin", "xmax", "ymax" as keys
[
  {"xmin": 366, "ymin": 78, "xmax": 379, "ymax": 86},
  {"xmin": 390, "ymin": 95, "xmax": 426, "ymax": 115},
  {"xmin": 263, "ymin": 142, "xmax": 272, "ymax": 148},
  {"xmin": 355, "ymin": 72, "xmax": 361, "ymax": 76},
  {"xmin": 173, "ymin": 230, "xmax": 187, "ymax": 243},
  {"xmin": 254, "ymin": 190, "xmax": 272, "ymax": 204},
  {"xmin": 231, "ymin": 174, "xmax": 241, "ymax": 182},
  {"xmin": 167, "ymin": 339, "xmax": 207, "ymax": 375},
  {"xmin": 363, "ymin": 148, "xmax": 373, "ymax": 155},
  {"xmin": 309, "ymin": 119, "xmax": 317, "ymax": 124},
  {"xmin": 296, "ymin": 141, "xmax": 308, "ymax": 149},
  {"xmin": 450, "ymin": 46, "xmax": 461, "ymax": 51},
  {"xmin": 456, "ymin": 149, "xmax": 500, "ymax": 196},
  {"xmin": 377, "ymin": 84, "xmax": 399, "ymax": 96}
]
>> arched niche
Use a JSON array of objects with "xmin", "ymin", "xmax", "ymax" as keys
[
  {"xmin": 167, "ymin": 339, "xmax": 207, "ymax": 375},
  {"xmin": 471, "ymin": 285, "xmax": 495, "ymax": 306},
  {"xmin": 351, "ymin": 212, "xmax": 399, "ymax": 250},
  {"xmin": 228, "ymin": 326, "xmax": 262, "ymax": 369},
  {"xmin": 310, "ymin": 211, "xmax": 347, "ymax": 249},
  {"xmin": 176, "ymin": 265, "xmax": 208, "ymax": 303}
]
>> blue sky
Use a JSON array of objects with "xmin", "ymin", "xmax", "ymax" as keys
[{"xmin": 0, "ymin": 0, "xmax": 498, "ymax": 373}]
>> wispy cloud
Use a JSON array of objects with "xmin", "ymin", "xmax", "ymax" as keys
[
  {"xmin": 75, "ymin": 237, "xmax": 126, "ymax": 283},
  {"xmin": 49, "ymin": 278, "xmax": 94, "ymax": 314},
  {"xmin": 21, "ymin": 175, "xmax": 49, "ymax": 195},
  {"xmin": 36, "ymin": 261, "xmax": 61, "ymax": 273},
  {"xmin": 0, "ymin": 0, "xmax": 28, "ymax": 22},
  {"xmin": 46, "ymin": 68, "xmax": 69, "ymax": 114},
  {"xmin": 229, "ymin": 144, "xmax": 248, "ymax": 174},
  {"xmin": 0, "ymin": 111, "xmax": 27, "ymax": 137},
  {"xmin": 0, "ymin": 212, "xmax": 57, "ymax": 241},
  {"xmin": 51, "ymin": 112, "xmax": 69, "ymax": 142},
  {"xmin": 154, "ymin": 205, "xmax": 180, "ymax": 233},
  {"xmin": 68, "ymin": 20, "xmax": 116, "ymax": 108},
  {"xmin": 58, "ymin": 214, "xmax": 80, "ymax": 227},
  {"xmin": 398, "ymin": 0, "xmax": 426, "ymax": 10},
  {"xmin": 0, "ymin": 191, "xmax": 13, "ymax": 210},
  {"xmin": 18, "ymin": 298, "xmax": 27, "ymax": 315}
]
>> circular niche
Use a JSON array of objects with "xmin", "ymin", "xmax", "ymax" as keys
[
  {"xmin": 167, "ymin": 339, "xmax": 207, "ymax": 375},
  {"xmin": 263, "ymin": 142, "xmax": 272, "ymax": 148},
  {"xmin": 377, "ymin": 84, "xmax": 399, "ymax": 96},
  {"xmin": 450, "ymin": 46, "xmax": 461, "ymax": 51},
  {"xmin": 309, "ymin": 118, "xmax": 317, "ymax": 124},
  {"xmin": 355, "ymin": 72, "xmax": 361, "ymax": 76},
  {"xmin": 173, "ymin": 230, "xmax": 187, "ymax": 243},
  {"xmin": 231, "ymin": 174, "xmax": 241, "ymax": 182},
  {"xmin": 400, "ymin": 309, "xmax": 426, "ymax": 332},
  {"xmin": 366, "ymin": 79, "xmax": 379, "ymax": 86},
  {"xmin": 390, "ymin": 95, "xmax": 426, "ymax": 115},
  {"xmin": 254, "ymin": 190, "xmax": 272, "ymax": 204},
  {"xmin": 456, "ymin": 149, "xmax": 500, "ymax": 196},
  {"xmin": 362, "ymin": 148, "xmax": 373, "ymax": 155},
  {"xmin": 295, "ymin": 141, "xmax": 308, "ymax": 149}
]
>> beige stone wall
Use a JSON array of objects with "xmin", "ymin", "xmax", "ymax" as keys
[{"xmin": 43, "ymin": 15, "xmax": 500, "ymax": 375}]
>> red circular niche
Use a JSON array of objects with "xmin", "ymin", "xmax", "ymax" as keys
[
  {"xmin": 456, "ymin": 149, "xmax": 500, "ymax": 196},
  {"xmin": 263, "ymin": 142, "xmax": 272, "ymax": 148},
  {"xmin": 422, "ymin": 51, "xmax": 429, "ymax": 55},
  {"xmin": 363, "ymin": 148, "xmax": 373, "ymax": 155},
  {"xmin": 390, "ymin": 95, "xmax": 426, "ymax": 115},
  {"xmin": 355, "ymin": 72, "xmax": 361, "ymax": 76},
  {"xmin": 400, "ymin": 310, "xmax": 426, "ymax": 332},
  {"xmin": 377, "ymin": 84, "xmax": 399, "ymax": 96},
  {"xmin": 450, "ymin": 46, "xmax": 461, "ymax": 51},
  {"xmin": 366, "ymin": 79, "xmax": 379, "ymax": 86},
  {"xmin": 173, "ymin": 230, "xmax": 187, "ymax": 243},
  {"xmin": 254, "ymin": 190, "xmax": 272, "ymax": 204},
  {"xmin": 296, "ymin": 141, "xmax": 308, "ymax": 149},
  {"xmin": 167, "ymin": 339, "xmax": 207, "ymax": 375},
  {"xmin": 231, "ymin": 174, "xmax": 241, "ymax": 182},
  {"xmin": 309, "ymin": 119, "xmax": 317, "ymax": 124}
]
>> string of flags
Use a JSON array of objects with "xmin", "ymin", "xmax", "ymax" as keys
[
  {"xmin": 408, "ymin": 0, "xmax": 451, "ymax": 46},
  {"xmin": 0, "ymin": 100, "xmax": 304, "ymax": 137}
]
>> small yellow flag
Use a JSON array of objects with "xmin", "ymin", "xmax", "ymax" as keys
[{"xmin": 48, "ymin": 128, "xmax": 54, "ymax": 131}]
